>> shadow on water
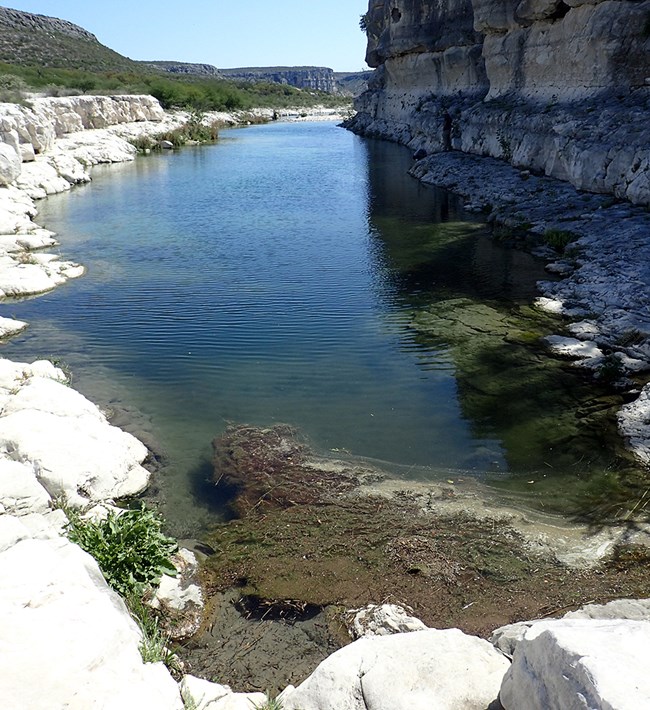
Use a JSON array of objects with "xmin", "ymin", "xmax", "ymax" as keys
[
  {"xmin": 187, "ymin": 454, "xmax": 238, "ymax": 522},
  {"xmin": 362, "ymin": 137, "xmax": 648, "ymax": 520}
]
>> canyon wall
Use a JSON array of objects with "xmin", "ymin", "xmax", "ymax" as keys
[
  {"xmin": 349, "ymin": 0, "xmax": 650, "ymax": 205},
  {"xmin": 220, "ymin": 66, "xmax": 341, "ymax": 93}
]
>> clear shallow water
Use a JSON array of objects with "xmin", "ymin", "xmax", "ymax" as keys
[{"xmin": 1, "ymin": 122, "xmax": 614, "ymax": 533}]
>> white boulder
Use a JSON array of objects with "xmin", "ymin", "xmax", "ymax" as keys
[
  {"xmin": 0, "ymin": 316, "xmax": 28, "ymax": 339},
  {"xmin": 0, "ymin": 458, "xmax": 51, "ymax": 516},
  {"xmin": 491, "ymin": 597, "xmax": 650, "ymax": 657},
  {"xmin": 281, "ymin": 628, "xmax": 510, "ymax": 710},
  {"xmin": 0, "ymin": 531, "xmax": 183, "ymax": 710},
  {"xmin": 0, "ymin": 142, "xmax": 21, "ymax": 185},
  {"xmin": 563, "ymin": 598, "xmax": 650, "ymax": 621},
  {"xmin": 499, "ymin": 619, "xmax": 650, "ymax": 710},
  {"xmin": 180, "ymin": 675, "xmax": 267, "ymax": 710},
  {"xmin": 346, "ymin": 603, "xmax": 428, "ymax": 639},
  {"xmin": 0, "ymin": 357, "xmax": 150, "ymax": 507}
]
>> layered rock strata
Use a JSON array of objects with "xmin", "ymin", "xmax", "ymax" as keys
[
  {"xmin": 349, "ymin": 0, "xmax": 650, "ymax": 205},
  {"xmin": 220, "ymin": 66, "xmax": 340, "ymax": 93}
]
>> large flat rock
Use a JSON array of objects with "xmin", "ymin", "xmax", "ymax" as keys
[{"xmin": 0, "ymin": 358, "xmax": 150, "ymax": 507}]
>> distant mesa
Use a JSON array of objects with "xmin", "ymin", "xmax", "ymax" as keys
[{"xmin": 148, "ymin": 62, "xmax": 371, "ymax": 96}]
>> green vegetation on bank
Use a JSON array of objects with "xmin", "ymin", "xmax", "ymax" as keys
[
  {"xmin": 65, "ymin": 504, "xmax": 177, "ymax": 597},
  {"xmin": 65, "ymin": 504, "xmax": 180, "ymax": 666},
  {"xmin": 0, "ymin": 62, "xmax": 347, "ymax": 111}
]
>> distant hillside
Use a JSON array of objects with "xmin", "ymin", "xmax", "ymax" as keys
[
  {"xmin": 140, "ymin": 61, "xmax": 222, "ymax": 78},
  {"xmin": 0, "ymin": 6, "xmax": 142, "ymax": 72},
  {"xmin": 334, "ymin": 71, "xmax": 373, "ymax": 97},
  {"xmin": 0, "ymin": 5, "xmax": 356, "ymax": 106}
]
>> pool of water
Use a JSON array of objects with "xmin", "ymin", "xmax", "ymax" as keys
[{"xmin": 1, "ymin": 121, "xmax": 627, "ymax": 534}]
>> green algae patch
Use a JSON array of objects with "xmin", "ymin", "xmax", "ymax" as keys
[
  {"xmin": 198, "ymin": 425, "xmax": 650, "ymax": 645},
  {"xmin": 409, "ymin": 297, "xmax": 634, "ymax": 508}
]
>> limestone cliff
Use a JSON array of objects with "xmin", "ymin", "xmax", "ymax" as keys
[
  {"xmin": 349, "ymin": 0, "xmax": 650, "ymax": 205},
  {"xmin": 220, "ymin": 66, "xmax": 340, "ymax": 94},
  {"xmin": 0, "ymin": 95, "xmax": 165, "ymax": 187}
]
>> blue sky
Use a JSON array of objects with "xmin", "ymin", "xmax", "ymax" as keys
[{"xmin": 4, "ymin": 1, "xmax": 370, "ymax": 72}]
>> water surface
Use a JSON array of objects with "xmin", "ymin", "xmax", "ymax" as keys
[{"xmin": 1, "ymin": 122, "xmax": 625, "ymax": 534}]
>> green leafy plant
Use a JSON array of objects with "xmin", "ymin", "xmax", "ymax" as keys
[
  {"xmin": 497, "ymin": 134, "xmax": 512, "ymax": 162},
  {"xmin": 596, "ymin": 353, "xmax": 624, "ymax": 384},
  {"xmin": 543, "ymin": 228, "xmax": 576, "ymax": 253},
  {"xmin": 66, "ymin": 505, "xmax": 178, "ymax": 597}
]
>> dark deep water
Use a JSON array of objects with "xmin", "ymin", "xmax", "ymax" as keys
[{"xmin": 1, "ymin": 121, "xmax": 625, "ymax": 534}]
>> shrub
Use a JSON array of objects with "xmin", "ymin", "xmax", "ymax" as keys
[
  {"xmin": 596, "ymin": 353, "xmax": 624, "ymax": 384},
  {"xmin": 543, "ymin": 228, "xmax": 576, "ymax": 253},
  {"xmin": 66, "ymin": 505, "xmax": 178, "ymax": 597}
]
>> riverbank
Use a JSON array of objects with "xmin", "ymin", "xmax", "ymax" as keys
[
  {"xmin": 406, "ymin": 151, "xmax": 650, "ymax": 469},
  {"xmin": 0, "ymin": 95, "xmax": 347, "ymax": 709},
  {"xmin": 1, "ymin": 94, "xmax": 649, "ymax": 708}
]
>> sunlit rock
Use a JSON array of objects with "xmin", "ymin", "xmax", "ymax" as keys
[
  {"xmin": 499, "ymin": 619, "xmax": 650, "ymax": 709},
  {"xmin": 150, "ymin": 548, "xmax": 204, "ymax": 640},
  {"xmin": 281, "ymin": 628, "xmax": 510, "ymax": 710},
  {"xmin": 346, "ymin": 603, "xmax": 428, "ymax": 639},
  {"xmin": 0, "ymin": 358, "xmax": 150, "ymax": 507},
  {"xmin": 0, "ymin": 142, "xmax": 21, "ymax": 185},
  {"xmin": 0, "ymin": 529, "xmax": 184, "ymax": 710},
  {"xmin": 618, "ymin": 384, "xmax": 650, "ymax": 464},
  {"xmin": 180, "ymin": 675, "xmax": 267, "ymax": 710}
]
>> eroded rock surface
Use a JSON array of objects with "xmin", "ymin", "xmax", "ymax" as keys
[
  {"xmin": 280, "ymin": 628, "xmax": 510, "ymax": 710},
  {"xmin": 499, "ymin": 619, "xmax": 650, "ymax": 709},
  {"xmin": 350, "ymin": 0, "xmax": 650, "ymax": 205}
]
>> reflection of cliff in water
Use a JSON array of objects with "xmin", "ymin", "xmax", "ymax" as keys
[
  {"xmin": 362, "ymin": 137, "xmax": 547, "ymax": 306},
  {"xmin": 361, "ymin": 136, "xmax": 635, "ymax": 512}
]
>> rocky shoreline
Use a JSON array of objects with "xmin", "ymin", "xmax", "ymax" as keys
[{"xmin": 1, "ymin": 94, "xmax": 649, "ymax": 707}]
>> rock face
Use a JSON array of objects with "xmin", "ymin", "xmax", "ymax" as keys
[
  {"xmin": 499, "ymin": 619, "xmax": 650, "ymax": 709},
  {"xmin": 220, "ymin": 66, "xmax": 340, "ymax": 93},
  {"xmin": 0, "ymin": 521, "xmax": 184, "ymax": 710},
  {"xmin": 142, "ymin": 60, "xmax": 223, "ymax": 77},
  {"xmin": 350, "ymin": 0, "xmax": 650, "ymax": 205},
  {"xmin": 280, "ymin": 628, "xmax": 510, "ymax": 710}
]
